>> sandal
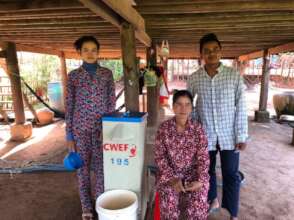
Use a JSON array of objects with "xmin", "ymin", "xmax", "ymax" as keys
[
  {"xmin": 208, "ymin": 199, "xmax": 220, "ymax": 215},
  {"xmin": 82, "ymin": 213, "xmax": 94, "ymax": 220},
  {"xmin": 208, "ymin": 206, "xmax": 220, "ymax": 215}
]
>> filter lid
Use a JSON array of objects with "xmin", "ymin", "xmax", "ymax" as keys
[{"xmin": 102, "ymin": 112, "xmax": 147, "ymax": 122}]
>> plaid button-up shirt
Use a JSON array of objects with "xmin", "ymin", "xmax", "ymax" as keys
[{"xmin": 187, "ymin": 63, "xmax": 248, "ymax": 151}]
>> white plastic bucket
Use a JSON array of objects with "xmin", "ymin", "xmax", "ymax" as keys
[{"xmin": 96, "ymin": 190, "xmax": 138, "ymax": 220}]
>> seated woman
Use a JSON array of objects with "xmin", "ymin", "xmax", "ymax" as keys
[{"xmin": 154, "ymin": 90, "xmax": 210, "ymax": 220}]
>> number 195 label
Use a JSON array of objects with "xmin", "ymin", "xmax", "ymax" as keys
[{"xmin": 110, "ymin": 158, "xmax": 129, "ymax": 166}]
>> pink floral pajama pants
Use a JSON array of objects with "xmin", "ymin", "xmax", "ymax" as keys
[
  {"xmin": 158, "ymin": 183, "xmax": 209, "ymax": 220},
  {"xmin": 74, "ymin": 129, "xmax": 104, "ymax": 213}
]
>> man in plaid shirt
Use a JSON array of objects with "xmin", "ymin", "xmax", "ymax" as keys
[{"xmin": 187, "ymin": 33, "xmax": 248, "ymax": 220}]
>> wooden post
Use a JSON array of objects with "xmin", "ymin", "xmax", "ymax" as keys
[
  {"xmin": 236, "ymin": 60, "xmax": 241, "ymax": 74},
  {"xmin": 59, "ymin": 51, "xmax": 67, "ymax": 111},
  {"xmin": 0, "ymin": 50, "xmax": 6, "ymax": 58},
  {"xmin": 198, "ymin": 59, "xmax": 202, "ymax": 67},
  {"xmin": 146, "ymin": 41, "xmax": 159, "ymax": 126},
  {"xmin": 146, "ymin": 41, "xmax": 157, "ymax": 67},
  {"xmin": 120, "ymin": 22, "xmax": 139, "ymax": 112},
  {"xmin": 162, "ymin": 58, "xmax": 168, "ymax": 79},
  {"xmin": 255, "ymin": 49, "xmax": 270, "ymax": 122},
  {"xmin": 2, "ymin": 42, "xmax": 25, "ymax": 124},
  {"xmin": 259, "ymin": 50, "xmax": 270, "ymax": 111},
  {"xmin": 2, "ymin": 41, "xmax": 32, "ymax": 140},
  {"xmin": 23, "ymin": 92, "xmax": 39, "ymax": 123},
  {"xmin": 241, "ymin": 60, "xmax": 246, "ymax": 75},
  {"xmin": 0, "ymin": 105, "xmax": 9, "ymax": 123},
  {"xmin": 187, "ymin": 59, "xmax": 190, "ymax": 76},
  {"xmin": 233, "ymin": 59, "xmax": 238, "ymax": 72},
  {"xmin": 171, "ymin": 59, "xmax": 175, "ymax": 81}
]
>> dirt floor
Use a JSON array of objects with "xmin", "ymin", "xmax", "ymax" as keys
[
  {"xmin": 0, "ymin": 120, "xmax": 67, "ymax": 169},
  {"xmin": 0, "ymin": 82, "xmax": 294, "ymax": 220},
  {"xmin": 207, "ymin": 119, "xmax": 294, "ymax": 220},
  {"xmin": 0, "ymin": 172, "xmax": 81, "ymax": 220}
]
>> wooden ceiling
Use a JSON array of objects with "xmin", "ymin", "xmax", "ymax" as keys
[{"xmin": 0, "ymin": 0, "xmax": 294, "ymax": 59}]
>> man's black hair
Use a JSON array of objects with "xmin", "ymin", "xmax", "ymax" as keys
[{"xmin": 199, "ymin": 33, "xmax": 221, "ymax": 53}]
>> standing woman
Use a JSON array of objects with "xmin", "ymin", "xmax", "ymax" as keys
[{"xmin": 65, "ymin": 36, "xmax": 116, "ymax": 220}]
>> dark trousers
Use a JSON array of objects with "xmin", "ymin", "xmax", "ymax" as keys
[{"xmin": 208, "ymin": 147, "xmax": 240, "ymax": 217}]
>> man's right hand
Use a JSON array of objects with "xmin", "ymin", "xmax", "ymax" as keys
[
  {"xmin": 67, "ymin": 140, "xmax": 77, "ymax": 152},
  {"xmin": 169, "ymin": 178, "xmax": 186, "ymax": 193}
]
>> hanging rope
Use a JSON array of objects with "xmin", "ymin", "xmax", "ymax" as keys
[{"xmin": 9, "ymin": 72, "xmax": 64, "ymax": 118}]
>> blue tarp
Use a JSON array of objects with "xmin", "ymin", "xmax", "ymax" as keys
[{"xmin": 0, "ymin": 164, "xmax": 73, "ymax": 174}]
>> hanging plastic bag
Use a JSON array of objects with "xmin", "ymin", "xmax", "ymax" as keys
[
  {"xmin": 160, "ymin": 40, "xmax": 169, "ymax": 58},
  {"xmin": 159, "ymin": 79, "xmax": 169, "ymax": 97},
  {"xmin": 144, "ymin": 69, "xmax": 158, "ymax": 87}
]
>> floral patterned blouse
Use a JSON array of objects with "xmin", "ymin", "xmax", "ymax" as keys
[
  {"xmin": 65, "ymin": 65, "xmax": 116, "ymax": 139},
  {"xmin": 154, "ymin": 117, "xmax": 210, "ymax": 186}
]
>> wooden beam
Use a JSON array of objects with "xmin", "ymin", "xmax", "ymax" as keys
[
  {"xmin": 144, "ymin": 11, "xmax": 294, "ymax": 21},
  {"xmin": 3, "ymin": 27, "xmax": 294, "ymax": 35},
  {"xmin": 78, "ymin": 0, "xmax": 122, "ymax": 27},
  {"xmin": 0, "ymin": 0, "xmax": 82, "ymax": 12},
  {"xmin": 0, "ymin": 22, "xmax": 113, "ymax": 30},
  {"xmin": 6, "ymin": 37, "xmax": 290, "ymax": 48},
  {"xmin": 0, "ymin": 17, "xmax": 106, "ymax": 26},
  {"xmin": 146, "ymin": 22, "xmax": 294, "ymax": 31},
  {"xmin": 0, "ymin": 31, "xmax": 121, "ymax": 37},
  {"xmin": 102, "ymin": 0, "xmax": 151, "ymax": 46},
  {"xmin": 149, "ymin": 26, "xmax": 294, "ymax": 35},
  {"xmin": 11, "ymin": 41, "xmax": 286, "ymax": 60},
  {"xmin": 0, "ymin": 12, "xmax": 91, "ymax": 20},
  {"xmin": 3, "ymin": 32, "xmax": 294, "ymax": 40},
  {"xmin": 5, "ymin": 45, "xmax": 146, "ymax": 60},
  {"xmin": 0, "ymin": 28, "xmax": 119, "ymax": 34},
  {"xmin": 16, "ymin": 44, "xmax": 62, "ymax": 56},
  {"xmin": 102, "ymin": 0, "xmax": 145, "ymax": 31},
  {"xmin": 238, "ymin": 51, "xmax": 264, "ymax": 61},
  {"xmin": 4, "ymin": 38, "xmax": 289, "ymax": 46},
  {"xmin": 269, "ymin": 42, "xmax": 294, "ymax": 54},
  {"xmin": 135, "ymin": 30, "xmax": 151, "ymax": 48},
  {"xmin": 136, "ymin": 0, "xmax": 269, "ymax": 6},
  {"xmin": 120, "ymin": 22, "xmax": 139, "ymax": 112},
  {"xmin": 150, "ymin": 35, "xmax": 294, "ymax": 42},
  {"xmin": 0, "ymin": 10, "xmax": 94, "ymax": 21},
  {"xmin": 1, "ymin": 41, "xmax": 25, "ymax": 124},
  {"xmin": 239, "ymin": 42, "xmax": 294, "ymax": 61},
  {"xmin": 79, "ymin": 0, "xmax": 151, "ymax": 46},
  {"xmin": 137, "ymin": 1, "xmax": 294, "ymax": 14},
  {"xmin": 146, "ymin": 14, "xmax": 294, "ymax": 27}
]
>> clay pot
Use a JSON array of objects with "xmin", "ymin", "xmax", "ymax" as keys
[
  {"xmin": 273, "ymin": 92, "xmax": 294, "ymax": 118},
  {"xmin": 36, "ymin": 109, "xmax": 54, "ymax": 125}
]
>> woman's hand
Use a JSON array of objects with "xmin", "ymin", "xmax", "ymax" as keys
[
  {"xmin": 67, "ymin": 140, "xmax": 77, "ymax": 152},
  {"xmin": 185, "ymin": 181, "xmax": 203, "ymax": 192},
  {"xmin": 170, "ymin": 178, "xmax": 186, "ymax": 193}
]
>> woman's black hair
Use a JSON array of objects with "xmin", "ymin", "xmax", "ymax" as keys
[
  {"xmin": 199, "ymin": 33, "xmax": 221, "ymax": 53},
  {"xmin": 74, "ymin": 36, "xmax": 100, "ymax": 51},
  {"xmin": 173, "ymin": 90, "xmax": 193, "ymax": 105}
]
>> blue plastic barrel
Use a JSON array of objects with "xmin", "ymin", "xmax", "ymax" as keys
[{"xmin": 47, "ymin": 81, "xmax": 65, "ymax": 113}]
